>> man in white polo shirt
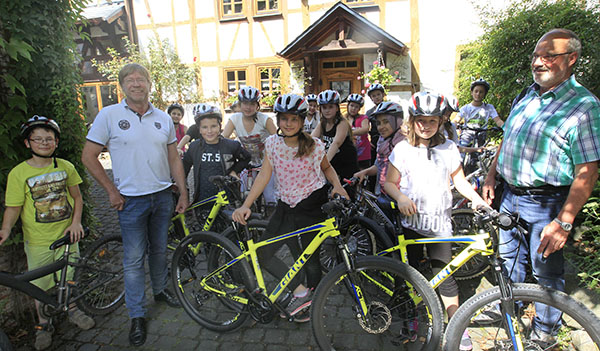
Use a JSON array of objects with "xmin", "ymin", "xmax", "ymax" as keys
[{"xmin": 82, "ymin": 63, "xmax": 189, "ymax": 347}]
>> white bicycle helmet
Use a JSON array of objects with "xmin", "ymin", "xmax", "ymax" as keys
[
  {"xmin": 367, "ymin": 83, "xmax": 385, "ymax": 96},
  {"xmin": 409, "ymin": 92, "xmax": 447, "ymax": 117},
  {"xmin": 21, "ymin": 115, "xmax": 61, "ymax": 138},
  {"xmin": 444, "ymin": 95, "xmax": 460, "ymax": 113},
  {"xmin": 304, "ymin": 94, "xmax": 318, "ymax": 102},
  {"xmin": 347, "ymin": 93, "xmax": 365, "ymax": 107},
  {"xmin": 317, "ymin": 90, "xmax": 340, "ymax": 105},
  {"xmin": 238, "ymin": 86, "xmax": 261, "ymax": 103},
  {"xmin": 193, "ymin": 103, "xmax": 222, "ymax": 123},
  {"xmin": 274, "ymin": 94, "xmax": 308, "ymax": 117}
]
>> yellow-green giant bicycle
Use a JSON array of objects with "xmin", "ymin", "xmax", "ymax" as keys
[{"xmin": 171, "ymin": 198, "xmax": 444, "ymax": 351}]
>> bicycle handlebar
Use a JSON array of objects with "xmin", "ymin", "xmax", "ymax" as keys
[{"xmin": 458, "ymin": 125, "xmax": 503, "ymax": 133}]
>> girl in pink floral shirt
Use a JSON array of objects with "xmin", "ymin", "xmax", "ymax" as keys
[{"xmin": 233, "ymin": 94, "xmax": 347, "ymax": 322}]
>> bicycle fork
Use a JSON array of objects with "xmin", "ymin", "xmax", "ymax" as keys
[{"xmin": 491, "ymin": 256, "xmax": 525, "ymax": 350}]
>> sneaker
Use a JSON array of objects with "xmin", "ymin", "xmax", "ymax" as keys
[
  {"xmin": 285, "ymin": 289, "xmax": 313, "ymax": 316},
  {"xmin": 460, "ymin": 330, "xmax": 473, "ymax": 351},
  {"xmin": 69, "ymin": 309, "xmax": 95, "ymax": 330},
  {"xmin": 530, "ymin": 328, "xmax": 556, "ymax": 348},
  {"xmin": 34, "ymin": 325, "xmax": 52, "ymax": 350},
  {"xmin": 472, "ymin": 306, "xmax": 502, "ymax": 325},
  {"xmin": 293, "ymin": 309, "xmax": 311, "ymax": 323}
]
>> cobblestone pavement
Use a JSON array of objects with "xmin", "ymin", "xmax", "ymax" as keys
[{"xmin": 14, "ymin": 153, "xmax": 600, "ymax": 350}]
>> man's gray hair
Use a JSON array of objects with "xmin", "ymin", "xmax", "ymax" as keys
[
  {"xmin": 545, "ymin": 28, "xmax": 582, "ymax": 58},
  {"xmin": 118, "ymin": 63, "xmax": 151, "ymax": 86}
]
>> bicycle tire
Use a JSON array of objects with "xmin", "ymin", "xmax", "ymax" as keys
[
  {"xmin": 220, "ymin": 219, "xmax": 269, "ymax": 244},
  {"xmin": 451, "ymin": 209, "xmax": 492, "ymax": 280},
  {"xmin": 443, "ymin": 283, "xmax": 600, "ymax": 351},
  {"xmin": 171, "ymin": 231, "xmax": 256, "ymax": 332},
  {"xmin": 0, "ymin": 328, "xmax": 12, "ymax": 351},
  {"xmin": 319, "ymin": 216, "xmax": 395, "ymax": 273},
  {"xmin": 74, "ymin": 234, "xmax": 125, "ymax": 315},
  {"xmin": 311, "ymin": 256, "xmax": 444, "ymax": 351}
]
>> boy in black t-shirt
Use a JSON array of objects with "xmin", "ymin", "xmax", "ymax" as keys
[{"xmin": 182, "ymin": 104, "xmax": 251, "ymax": 206}]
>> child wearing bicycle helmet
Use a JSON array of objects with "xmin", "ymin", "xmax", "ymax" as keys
[
  {"xmin": 0, "ymin": 116, "xmax": 95, "ymax": 350},
  {"xmin": 223, "ymin": 86, "xmax": 277, "ymax": 204},
  {"xmin": 441, "ymin": 95, "xmax": 459, "ymax": 145},
  {"xmin": 354, "ymin": 101, "xmax": 405, "ymax": 196},
  {"xmin": 365, "ymin": 83, "xmax": 386, "ymax": 166},
  {"xmin": 176, "ymin": 103, "xmax": 205, "ymax": 156},
  {"xmin": 183, "ymin": 104, "xmax": 251, "ymax": 205},
  {"xmin": 345, "ymin": 93, "xmax": 371, "ymax": 169},
  {"xmin": 233, "ymin": 94, "xmax": 348, "ymax": 322},
  {"xmin": 384, "ymin": 92, "xmax": 489, "ymax": 351},
  {"xmin": 458, "ymin": 79, "xmax": 503, "ymax": 149},
  {"xmin": 303, "ymin": 94, "xmax": 320, "ymax": 133},
  {"xmin": 167, "ymin": 103, "xmax": 187, "ymax": 144},
  {"xmin": 311, "ymin": 90, "xmax": 359, "ymax": 180}
]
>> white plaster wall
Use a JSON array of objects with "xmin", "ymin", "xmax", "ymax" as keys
[
  {"xmin": 254, "ymin": 19, "xmax": 284, "ymax": 57},
  {"xmin": 363, "ymin": 11, "xmax": 380, "ymax": 26},
  {"xmin": 197, "ymin": 23, "xmax": 219, "ymax": 62},
  {"xmin": 196, "ymin": 3, "xmax": 215, "ymax": 18},
  {"xmin": 220, "ymin": 22, "xmax": 249, "ymax": 60},
  {"xmin": 385, "ymin": 1, "xmax": 411, "ymax": 44},
  {"xmin": 147, "ymin": 1, "xmax": 172, "ymax": 24},
  {"xmin": 133, "ymin": 0, "xmax": 151, "ymax": 25},
  {"xmin": 175, "ymin": 25, "xmax": 193, "ymax": 63},
  {"xmin": 137, "ymin": 29, "xmax": 153, "ymax": 53},
  {"xmin": 201, "ymin": 66, "xmax": 221, "ymax": 100},
  {"xmin": 287, "ymin": 13, "xmax": 304, "ymax": 45},
  {"xmin": 173, "ymin": 1, "xmax": 190, "ymax": 22}
]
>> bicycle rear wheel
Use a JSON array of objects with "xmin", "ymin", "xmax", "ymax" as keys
[
  {"xmin": 443, "ymin": 283, "xmax": 600, "ymax": 351},
  {"xmin": 171, "ymin": 231, "xmax": 256, "ymax": 332},
  {"xmin": 319, "ymin": 216, "xmax": 395, "ymax": 273},
  {"xmin": 74, "ymin": 234, "xmax": 125, "ymax": 315},
  {"xmin": 311, "ymin": 256, "xmax": 443, "ymax": 351}
]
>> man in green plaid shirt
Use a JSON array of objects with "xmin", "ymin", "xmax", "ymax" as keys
[{"xmin": 483, "ymin": 29, "xmax": 600, "ymax": 346}]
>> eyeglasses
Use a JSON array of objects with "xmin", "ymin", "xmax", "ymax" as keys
[
  {"xmin": 29, "ymin": 137, "xmax": 56, "ymax": 144},
  {"xmin": 531, "ymin": 51, "xmax": 573, "ymax": 64},
  {"xmin": 123, "ymin": 78, "xmax": 148, "ymax": 85}
]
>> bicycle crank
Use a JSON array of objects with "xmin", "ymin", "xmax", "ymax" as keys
[{"xmin": 248, "ymin": 293, "xmax": 275, "ymax": 324}]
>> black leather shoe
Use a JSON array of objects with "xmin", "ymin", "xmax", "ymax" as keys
[
  {"xmin": 129, "ymin": 317, "xmax": 146, "ymax": 347},
  {"xmin": 154, "ymin": 288, "xmax": 181, "ymax": 308}
]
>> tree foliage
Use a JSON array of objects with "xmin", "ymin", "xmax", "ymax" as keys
[
  {"xmin": 457, "ymin": 0, "xmax": 600, "ymax": 118},
  {"xmin": 92, "ymin": 37, "xmax": 199, "ymax": 110}
]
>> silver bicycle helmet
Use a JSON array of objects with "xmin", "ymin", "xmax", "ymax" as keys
[
  {"xmin": 470, "ymin": 78, "xmax": 490, "ymax": 92},
  {"xmin": 21, "ymin": 115, "xmax": 61, "ymax": 138},
  {"xmin": 238, "ymin": 86, "xmax": 261, "ymax": 103},
  {"xmin": 444, "ymin": 95, "xmax": 460, "ymax": 113},
  {"xmin": 317, "ymin": 90, "xmax": 340, "ymax": 105},
  {"xmin": 193, "ymin": 103, "xmax": 222, "ymax": 123},
  {"xmin": 304, "ymin": 94, "xmax": 318, "ymax": 102},
  {"xmin": 167, "ymin": 103, "xmax": 184, "ymax": 116},
  {"xmin": 347, "ymin": 93, "xmax": 365, "ymax": 107},
  {"xmin": 409, "ymin": 92, "xmax": 446, "ymax": 117},
  {"xmin": 372, "ymin": 101, "xmax": 404, "ymax": 131},
  {"xmin": 274, "ymin": 94, "xmax": 308, "ymax": 117},
  {"xmin": 367, "ymin": 83, "xmax": 385, "ymax": 96}
]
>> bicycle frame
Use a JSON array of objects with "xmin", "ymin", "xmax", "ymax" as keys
[{"xmin": 199, "ymin": 216, "xmax": 372, "ymax": 318}]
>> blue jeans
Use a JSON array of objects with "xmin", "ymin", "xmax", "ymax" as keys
[
  {"xmin": 498, "ymin": 187, "xmax": 567, "ymax": 334},
  {"xmin": 118, "ymin": 188, "xmax": 173, "ymax": 318}
]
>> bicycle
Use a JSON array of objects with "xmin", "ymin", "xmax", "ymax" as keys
[
  {"xmin": 0, "ymin": 233, "xmax": 124, "ymax": 332},
  {"xmin": 442, "ymin": 210, "xmax": 600, "ymax": 350},
  {"xmin": 167, "ymin": 175, "xmax": 267, "ymax": 252},
  {"xmin": 171, "ymin": 197, "xmax": 444, "ymax": 350},
  {"xmin": 369, "ymin": 205, "xmax": 600, "ymax": 350},
  {"xmin": 451, "ymin": 146, "xmax": 497, "ymax": 210}
]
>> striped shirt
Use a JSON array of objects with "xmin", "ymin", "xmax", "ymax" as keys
[{"xmin": 497, "ymin": 75, "xmax": 600, "ymax": 187}]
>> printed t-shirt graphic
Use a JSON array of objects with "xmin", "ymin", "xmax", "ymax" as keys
[{"xmin": 26, "ymin": 170, "xmax": 72, "ymax": 223}]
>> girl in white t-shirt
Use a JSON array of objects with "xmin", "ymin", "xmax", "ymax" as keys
[
  {"xmin": 223, "ymin": 86, "xmax": 278, "ymax": 203},
  {"xmin": 384, "ymin": 92, "xmax": 488, "ymax": 350},
  {"xmin": 232, "ymin": 94, "xmax": 347, "ymax": 322}
]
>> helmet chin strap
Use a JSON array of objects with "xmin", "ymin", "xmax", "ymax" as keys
[
  {"xmin": 277, "ymin": 128, "xmax": 302, "ymax": 138},
  {"xmin": 31, "ymin": 150, "xmax": 58, "ymax": 168}
]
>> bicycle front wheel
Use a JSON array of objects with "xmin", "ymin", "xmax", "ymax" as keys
[
  {"xmin": 311, "ymin": 256, "xmax": 443, "ymax": 351},
  {"xmin": 74, "ymin": 234, "xmax": 125, "ymax": 315},
  {"xmin": 171, "ymin": 231, "xmax": 256, "ymax": 332},
  {"xmin": 443, "ymin": 283, "xmax": 600, "ymax": 350}
]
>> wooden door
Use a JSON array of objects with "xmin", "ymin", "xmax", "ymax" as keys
[{"xmin": 319, "ymin": 56, "xmax": 362, "ymax": 104}]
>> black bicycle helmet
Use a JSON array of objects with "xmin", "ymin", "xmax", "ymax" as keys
[
  {"xmin": 347, "ymin": 93, "xmax": 365, "ymax": 107},
  {"xmin": 274, "ymin": 94, "xmax": 308, "ymax": 117},
  {"xmin": 193, "ymin": 103, "xmax": 222, "ymax": 123},
  {"xmin": 21, "ymin": 115, "xmax": 61, "ymax": 139},
  {"xmin": 167, "ymin": 103, "xmax": 184, "ymax": 116},
  {"xmin": 372, "ymin": 101, "xmax": 404, "ymax": 131},
  {"xmin": 367, "ymin": 83, "xmax": 385, "ymax": 96},
  {"xmin": 470, "ymin": 78, "xmax": 490, "ymax": 92},
  {"xmin": 317, "ymin": 90, "xmax": 340, "ymax": 105},
  {"xmin": 409, "ymin": 92, "xmax": 446, "ymax": 117},
  {"xmin": 304, "ymin": 94, "xmax": 318, "ymax": 103},
  {"xmin": 238, "ymin": 86, "xmax": 261, "ymax": 103}
]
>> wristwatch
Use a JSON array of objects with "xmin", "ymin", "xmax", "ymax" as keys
[{"xmin": 553, "ymin": 218, "xmax": 573, "ymax": 232}]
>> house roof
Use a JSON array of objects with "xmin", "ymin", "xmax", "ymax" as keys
[
  {"xmin": 278, "ymin": 1, "xmax": 406, "ymax": 60},
  {"xmin": 82, "ymin": 0, "xmax": 125, "ymax": 24}
]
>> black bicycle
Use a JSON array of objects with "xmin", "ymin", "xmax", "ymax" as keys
[{"xmin": 0, "ymin": 233, "xmax": 124, "ymax": 331}]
